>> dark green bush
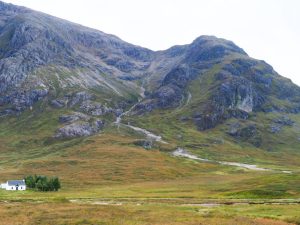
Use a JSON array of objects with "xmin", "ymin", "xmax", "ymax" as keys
[{"xmin": 24, "ymin": 175, "xmax": 61, "ymax": 191}]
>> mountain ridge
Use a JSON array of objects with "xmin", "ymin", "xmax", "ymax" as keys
[{"xmin": 1, "ymin": 0, "xmax": 300, "ymax": 153}]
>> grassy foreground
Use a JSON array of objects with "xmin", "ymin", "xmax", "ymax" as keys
[{"xmin": 0, "ymin": 201, "xmax": 299, "ymax": 225}]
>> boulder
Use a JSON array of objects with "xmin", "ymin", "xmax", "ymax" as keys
[{"xmin": 54, "ymin": 119, "xmax": 104, "ymax": 138}]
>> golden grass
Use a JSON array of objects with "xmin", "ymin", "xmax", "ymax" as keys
[
  {"xmin": 0, "ymin": 133, "xmax": 299, "ymax": 202},
  {"xmin": 0, "ymin": 202, "xmax": 295, "ymax": 225},
  {"xmin": 0, "ymin": 133, "xmax": 219, "ymax": 187},
  {"xmin": 0, "ymin": 132, "xmax": 299, "ymax": 225}
]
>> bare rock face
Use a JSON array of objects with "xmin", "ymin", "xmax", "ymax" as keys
[
  {"xmin": 50, "ymin": 99, "xmax": 65, "ymax": 108},
  {"xmin": 54, "ymin": 119, "xmax": 104, "ymax": 138},
  {"xmin": 68, "ymin": 92, "xmax": 94, "ymax": 107},
  {"xmin": 50, "ymin": 91, "xmax": 94, "ymax": 110},
  {"xmin": 133, "ymin": 37, "xmax": 248, "ymax": 114},
  {"xmin": 218, "ymin": 78, "xmax": 256, "ymax": 113},
  {"xmin": 79, "ymin": 100, "xmax": 112, "ymax": 116},
  {"xmin": 269, "ymin": 116, "xmax": 295, "ymax": 133},
  {"xmin": 0, "ymin": 88, "xmax": 48, "ymax": 115},
  {"xmin": 273, "ymin": 116, "xmax": 295, "ymax": 126},
  {"xmin": 151, "ymin": 85, "xmax": 183, "ymax": 109},
  {"xmin": 55, "ymin": 109, "xmax": 107, "ymax": 138},
  {"xmin": 227, "ymin": 122, "xmax": 262, "ymax": 147},
  {"xmin": 133, "ymin": 37, "xmax": 293, "ymax": 133},
  {"xmin": 0, "ymin": 1, "xmax": 153, "ymax": 116},
  {"xmin": 192, "ymin": 75, "xmax": 262, "ymax": 131},
  {"xmin": 58, "ymin": 112, "xmax": 90, "ymax": 124}
]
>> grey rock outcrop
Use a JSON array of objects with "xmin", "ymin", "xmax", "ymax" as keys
[
  {"xmin": 58, "ymin": 112, "xmax": 89, "ymax": 124},
  {"xmin": 0, "ymin": 1, "xmax": 154, "ymax": 116},
  {"xmin": 269, "ymin": 116, "xmax": 294, "ymax": 133},
  {"xmin": 54, "ymin": 119, "xmax": 104, "ymax": 138},
  {"xmin": 68, "ymin": 92, "xmax": 94, "ymax": 107},
  {"xmin": 227, "ymin": 122, "xmax": 262, "ymax": 147},
  {"xmin": 0, "ymin": 88, "xmax": 48, "ymax": 114},
  {"xmin": 269, "ymin": 124, "xmax": 282, "ymax": 134},
  {"xmin": 50, "ymin": 99, "xmax": 65, "ymax": 108},
  {"xmin": 273, "ymin": 116, "xmax": 294, "ymax": 126},
  {"xmin": 79, "ymin": 100, "xmax": 112, "ymax": 116}
]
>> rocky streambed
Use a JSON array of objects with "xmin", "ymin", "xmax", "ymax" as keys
[
  {"xmin": 172, "ymin": 148, "xmax": 292, "ymax": 173},
  {"xmin": 114, "ymin": 89, "xmax": 168, "ymax": 144}
]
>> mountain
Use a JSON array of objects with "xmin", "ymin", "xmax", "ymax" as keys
[
  {"xmin": 1, "ymin": 1, "xmax": 300, "ymax": 171},
  {"xmin": 2, "ymin": 3, "xmax": 300, "ymax": 223},
  {"xmin": 0, "ymin": 1, "xmax": 154, "ymax": 110}
]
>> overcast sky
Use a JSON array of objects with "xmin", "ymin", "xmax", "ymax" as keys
[{"xmin": 2, "ymin": 0, "xmax": 300, "ymax": 85}]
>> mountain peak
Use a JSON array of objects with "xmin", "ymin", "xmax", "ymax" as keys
[
  {"xmin": 0, "ymin": 1, "xmax": 28, "ymax": 13},
  {"xmin": 190, "ymin": 35, "xmax": 248, "ymax": 56}
]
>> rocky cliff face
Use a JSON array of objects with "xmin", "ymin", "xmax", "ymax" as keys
[
  {"xmin": 0, "ymin": 1, "xmax": 153, "ymax": 117},
  {"xmin": 1, "ymin": 1, "xmax": 300, "ymax": 141},
  {"xmin": 134, "ymin": 36, "xmax": 300, "ymax": 131}
]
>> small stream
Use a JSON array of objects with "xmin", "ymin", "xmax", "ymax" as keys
[
  {"xmin": 114, "ymin": 87, "xmax": 168, "ymax": 144},
  {"xmin": 126, "ymin": 124, "xmax": 167, "ymax": 143},
  {"xmin": 113, "ymin": 90, "xmax": 292, "ymax": 173},
  {"xmin": 172, "ymin": 148, "xmax": 292, "ymax": 173}
]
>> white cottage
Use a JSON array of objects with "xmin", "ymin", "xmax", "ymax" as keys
[{"xmin": 1, "ymin": 180, "xmax": 26, "ymax": 191}]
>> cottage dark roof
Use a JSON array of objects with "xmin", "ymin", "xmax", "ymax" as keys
[{"xmin": 7, "ymin": 180, "xmax": 25, "ymax": 186}]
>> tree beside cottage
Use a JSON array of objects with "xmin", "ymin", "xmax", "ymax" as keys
[{"xmin": 25, "ymin": 175, "xmax": 61, "ymax": 192}]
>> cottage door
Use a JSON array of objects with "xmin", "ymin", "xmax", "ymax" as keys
[{"xmin": 16, "ymin": 184, "xmax": 19, "ymax": 191}]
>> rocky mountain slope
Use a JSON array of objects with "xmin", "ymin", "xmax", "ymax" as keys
[
  {"xmin": 0, "ymin": 1, "xmax": 153, "ymax": 115},
  {"xmin": 1, "ymin": 1, "xmax": 300, "ymax": 156}
]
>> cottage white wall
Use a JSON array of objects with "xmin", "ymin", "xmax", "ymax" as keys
[
  {"xmin": 6, "ymin": 185, "xmax": 26, "ymax": 191},
  {"xmin": 6, "ymin": 185, "xmax": 15, "ymax": 190}
]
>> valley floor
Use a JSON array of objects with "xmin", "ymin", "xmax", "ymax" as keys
[{"xmin": 0, "ymin": 199, "xmax": 299, "ymax": 225}]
